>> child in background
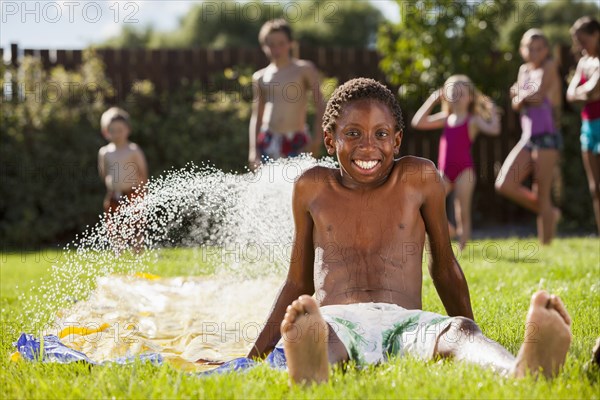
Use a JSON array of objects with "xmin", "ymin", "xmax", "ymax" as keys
[
  {"xmin": 98, "ymin": 107, "xmax": 148, "ymax": 213},
  {"xmin": 98, "ymin": 107, "xmax": 148, "ymax": 251},
  {"xmin": 412, "ymin": 75, "xmax": 501, "ymax": 249},
  {"xmin": 495, "ymin": 29, "xmax": 562, "ymax": 244},
  {"xmin": 249, "ymin": 19, "xmax": 325, "ymax": 168},
  {"xmin": 567, "ymin": 16, "xmax": 600, "ymax": 235}
]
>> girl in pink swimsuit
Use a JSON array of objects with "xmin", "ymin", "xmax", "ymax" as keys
[
  {"xmin": 412, "ymin": 75, "xmax": 501, "ymax": 249},
  {"xmin": 496, "ymin": 29, "xmax": 562, "ymax": 245}
]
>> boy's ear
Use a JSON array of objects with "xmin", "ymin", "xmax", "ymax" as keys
[
  {"xmin": 394, "ymin": 130, "xmax": 403, "ymax": 156},
  {"xmin": 323, "ymin": 130, "xmax": 336, "ymax": 155}
]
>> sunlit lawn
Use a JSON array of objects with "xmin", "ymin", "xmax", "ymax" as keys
[{"xmin": 1, "ymin": 238, "xmax": 599, "ymax": 399}]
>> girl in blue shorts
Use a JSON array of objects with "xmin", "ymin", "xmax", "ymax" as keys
[{"xmin": 567, "ymin": 16, "xmax": 600, "ymax": 235}]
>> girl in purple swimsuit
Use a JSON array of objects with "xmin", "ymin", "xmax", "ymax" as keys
[
  {"xmin": 496, "ymin": 29, "xmax": 562, "ymax": 245},
  {"xmin": 412, "ymin": 75, "xmax": 501, "ymax": 249}
]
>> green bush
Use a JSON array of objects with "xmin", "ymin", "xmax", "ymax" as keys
[
  {"xmin": 1, "ymin": 55, "xmax": 252, "ymax": 248},
  {"xmin": 1, "ymin": 54, "xmax": 109, "ymax": 247}
]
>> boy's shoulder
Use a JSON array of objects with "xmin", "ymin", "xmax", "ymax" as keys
[
  {"xmin": 392, "ymin": 156, "xmax": 439, "ymax": 184},
  {"xmin": 293, "ymin": 58, "xmax": 316, "ymax": 69},
  {"xmin": 98, "ymin": 143, "xmax": 114, "ymax": 155},
  {"xmin": 128, "ymin": 142, "xmax": 143, "ymax": 152},
  {"xmin": 252, "ymin": 67, "xmax": 267, "ymax": 81},
  {"xmin": 294, "ymin": 165, "xmax": 336, "ymax": 190}
]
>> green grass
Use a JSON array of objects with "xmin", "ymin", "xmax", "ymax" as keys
[{"xmin": 1, "ymin": 238, "xmax": 599, "ymax": 399}]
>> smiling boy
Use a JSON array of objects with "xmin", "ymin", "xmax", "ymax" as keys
[{"xmin": 247, "ymin": 78, "xmax": 572, "ymax": 384}]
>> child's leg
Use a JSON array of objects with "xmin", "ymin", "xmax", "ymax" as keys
[
  {"xmin": 495, "ymin": 142, "xmax": 538, "ymax": 212},
  {"xmin": 281, "ymin": 295, "xmax": 348, "ymax": 384},
  {"xmin": 581, "ymin": 151, "xmax": 600, "ymax": 235},
  {"xmin": 453, "ymin": 168, "xmax": 476, "ymax": 249},
  {"xmin": 532, "ymin": 148, "xmax": 560, "ymax": 244},
  {"xmin": 442, "ymin": 178, "xmax": 457, "ymax": 239},
  {"xmin": 435, "ymin": 291, "xmax": 571, "ymax": 378}
]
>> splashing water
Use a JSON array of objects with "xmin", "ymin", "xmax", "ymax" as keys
[{"xmin": 16, "ymin": 155, "xmax": 337, "ymax": 339}]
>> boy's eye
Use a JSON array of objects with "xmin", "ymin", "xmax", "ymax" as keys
[
  {"xmin": 376, "ymin": 130, "xmax": 388, "ymax": 137},
  {"xmin": 345, "ymin": 130, "xmax": 359, "ymax": 137}
]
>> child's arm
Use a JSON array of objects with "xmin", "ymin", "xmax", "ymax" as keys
[
  {"xmin": 98, "ymin": 147, "xmax": 106, "ymax": 181},
  {"xmin": 132, "ymin": 148, "xmax": 148, "ymax": 190},
  {"xmin": 567, "ymin": 61, "xmax": 600, "ymax": 102},
  {"xmin": 567, "ymin": 63, "xmax": 586, "ymax": 102},
  {"xmin": 247, "ymin": 173, "xmax": 316, "ymax": 359},
  {"xmin": 411, "ymin": 89, "xmax": 447, "ymax": 131},
  {"xmin": 249, "ymin": 72, "xmax": 265, "ymax": 169},
  {"xmin": 307, "ymin": 64, "xmax": 325, "ymax": 157},
  {"xmin": 512, "ymin": 65, "xmax": 527, "ymax": 111},
  {"xmin": 526, "ymin": 59, "xmax": 559, "ymax": 105},
  {"xmin": 471, "ymin": 104, "xmax": 501, "ymax": 137},
  {"xmin": 419, "ymin": 160, "xmax": 474, "ymax": 319}
]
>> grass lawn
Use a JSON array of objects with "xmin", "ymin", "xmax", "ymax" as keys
[{"xmin": 1, "ymin": 238, "xmax": 599, "ymax": 399}]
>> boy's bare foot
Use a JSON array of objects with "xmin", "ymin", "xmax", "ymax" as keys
[
  {"xmin": 513, "ymin": 291, "xmax": 572, "ymax": 378},
  {"xmin": 281, "ymin": 295, "xmax": 329, "ymax": 385},
  {"xmin": 584, "ymin": 337, "xmax": 600, "ymax": 378}
]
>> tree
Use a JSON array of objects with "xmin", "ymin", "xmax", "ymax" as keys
[
  {"xmin": 99, "ymin": 0, "xmax": 383, "ymax": 49},
  {"xmin": 377, "ymin": 0, "xmax": 517, "ymax": 108},
  {"xmin": 500, "ymin": 0, "xmax": 600, "ymax": 49}
]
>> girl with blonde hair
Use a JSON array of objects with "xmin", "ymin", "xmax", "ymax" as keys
[{"xmin": 412, "ymin": 75, "xmax": 501, "ymax": 249}]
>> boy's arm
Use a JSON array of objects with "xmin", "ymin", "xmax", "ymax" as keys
[
  {"xmin": 133, "ymin": 148, "xmax": 148, "ymax": 190},
  {"xmin": 249, "ymin": 73, "xmax": 265, "ymax": 169},
  {"xmin": 247, "ymin": 174, "xmax": 316, "ymax": 359},
  {"xmin": 307, "ymin": 64, "xmax": 325, "ymax": 157},
  {"xmin": 411, "ymin": 89, "xmax": 446, "ymax": 131},
  {"xmin": 98, "ymin": 148, "xmax": 106, "ymax": 180},
  {"xmin": 419, "ymin": 161, "xmax": 474, "ymax": 319}
]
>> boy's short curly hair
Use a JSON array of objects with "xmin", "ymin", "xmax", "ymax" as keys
[{"xmin": 322, "ymin": 78, "xmax": 404, "ymax": 134}]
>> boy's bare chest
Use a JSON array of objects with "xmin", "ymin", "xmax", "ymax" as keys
[
  {"xmin": 261, "ymin": 68, "xmax": 305, "ymax": 96},
  {"xmin": 311, "ymin": 191, "xmax": 424, "ymax": 248},
  {"xmin": 104, "ymin": 149, "xmax": 135, "ymax": 165}
]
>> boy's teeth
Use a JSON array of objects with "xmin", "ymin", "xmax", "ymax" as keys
[{"xmin": 355, "ymin": 160, "xmax": 378, "ymax": 170}]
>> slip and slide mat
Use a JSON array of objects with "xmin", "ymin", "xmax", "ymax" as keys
[{"xmin": 12, "ymin": 274, "xmax": 287, "ymax": 374}]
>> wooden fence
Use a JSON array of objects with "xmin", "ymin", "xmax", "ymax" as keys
[{"xmin": 3, "ymin": 43, "xmax": 579, "ymax": 226}]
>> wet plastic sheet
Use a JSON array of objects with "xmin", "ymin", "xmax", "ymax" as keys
[
  {"xmin": 13, "ymin": 333, "xmax": 286, "ymax": 375},
  {"xmin": 12, "ymin": 274, "xmax": 282, "ymax": 373},
  {"xmin": 14, "ymin": 333, "xmax": 162, "ymax": 365}
]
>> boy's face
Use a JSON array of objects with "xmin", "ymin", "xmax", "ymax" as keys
[
  {"xmin": 324, "ymin": 99, "xmax": 402, "ymax": 189},
  {"xmin": 262, "ymin": 31, "xmax": 292, "ymax": 62},
  {"xmin": 107, "ymin": 120, "xmax": 130, "ymax": 143}
]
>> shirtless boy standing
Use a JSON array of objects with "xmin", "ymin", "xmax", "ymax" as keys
[
  {"xmin": 248, "ymin": 19, "xmax": 325, "ymax": 167},
  {"xmin": 98, "ymin": 107, "xmax": 148, "ymax": 214},
  {"xmin": 247, "ymin": 78, "xmax": 572, "ymax": 384}
]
